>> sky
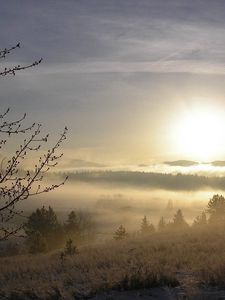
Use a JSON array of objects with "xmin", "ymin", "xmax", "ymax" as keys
[{"xmin": 1, "ymin": 0, "xmax": 225, "ymax": 167}]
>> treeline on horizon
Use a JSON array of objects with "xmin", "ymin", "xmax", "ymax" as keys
[{"xmin": 56, "ymin": 170, "xmax": 225, "ymax": 191}]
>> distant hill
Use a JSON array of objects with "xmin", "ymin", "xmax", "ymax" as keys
[
  {"xmin": 138, "ymin": 164, "xmax": 149, "ymax": 167},
  {"xmin": 164, "ymin": 160, "xmax": 199, "ymax": 167},
  {"xmin": 211, "ymin": 161, "xmax": 225, "ymax": 167},
  {"xmin": 63, "ymin": 159, "xmax": 106, "ymax": 168}
]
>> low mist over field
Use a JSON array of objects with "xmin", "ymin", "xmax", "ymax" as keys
[{"xmin": 14, "ymin": 168, "xmax": 224, "ymax": 234}]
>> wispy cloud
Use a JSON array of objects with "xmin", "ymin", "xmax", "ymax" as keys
[
  {"xmin": 2, "ymin": 1, "xmax": 225, "ymax": 161},
  {"xmin": 34, "ymin": 59, "xmax": 225, "ymax": 75}
]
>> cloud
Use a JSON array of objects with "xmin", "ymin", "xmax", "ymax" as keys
[
  {"xmin": 164, "ymin": 160, "xmax": 225, "ymax": 168},
  {"xmin": 164, "ymin": 160, "xmax": 199, "ymax": 167},
  {"xmin": 2, "ymin": 1, "xmax": 225, "ymax": 162},
  {"xmin": 2, "ymin": 1, "xmax": 225, "ymax": 74},
  {"xmin": 26, "ymin": 59, "xmax": 225, "ymax": 75}
]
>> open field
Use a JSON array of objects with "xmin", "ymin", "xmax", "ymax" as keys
[{"xmin": 1, "ymin": 227, "xmax": 225, "ymax": 299}]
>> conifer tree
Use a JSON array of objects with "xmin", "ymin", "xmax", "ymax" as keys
[
  {"xmin": 207, "ymin": 194, "xmax": 225, "ymax": 223},
  {"xmin": 25, "ymin": 206, "xmax": 60, "ymax": 237},
  {"xmin": 25, "ymin": 206, "xmax": 64, "ymax": 250},
  {"xmin": 158, "ymin": 216, "xmax": 166, "ymax": 231},
  {"xmin": 171, "ymin": 209, "xmax": 189, "ymax": 230},
  {"xmin": 65, "ymin": 211, "xmax": 80, "ymax": 237},
  {"xmin": 192, "ymin": 212, "xmax": 207, "ymax": 228},
  {"xmin": 113, "ymin": 225, "xmax": 128, "ymax": 240},
  {"xmin": 140, "ymin": 216, "xmax": 155, "ymax": 234},
  {"xmin": 27, "ymin": 231, "xmax": 48, "ymax": 254}
]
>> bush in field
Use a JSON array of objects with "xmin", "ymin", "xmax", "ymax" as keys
[
  {"xmin": 64, "ymin": 238, "xmax": 78, "ymax": 256},
  {"xmin": 207, "ymin": 194, "xmax": 225, "ymax": 224},
  {"xmin": 140, "ymin": 216, "xmax": 155, "ymax": 234},
  {"xmin": 27, "ymin": 231, "xmax": 48, "ymax": 254},
  {"xmin": 0, "ymin": 241, "xmax": 21, "ymax": 257},
  {"xmin": 113, "ymin": 225, "xmax": 128, "ymax": 240}
]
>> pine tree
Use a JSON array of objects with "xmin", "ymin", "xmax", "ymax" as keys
[
  {"xmin": 192, "ymin": 212, "xmax": 207, "ymax": 228},
  {"xmin": 25, "ymin": 206, "xmax": 63, "ymax": 250},
  {"xmin": 64, "ymin": 210, "xmax": 96, "ymax": 243},
  {"xmin": 158, "ymin": 216, "xmax": 166, "ymax": 231},
  {"xmin": 65, "ymin": 211, "xmax": 80, "ymax": 237},
  {"xmin": 27, "ymin": 231, "xmax": 48, "ymax": 254},
  {"xmin": 171, "ymin": 209, "xmax": 189, "ymax": 230},
  {"xmin": 113, "ymin": 225, "xmax": 128, "ymax": 240},
  {"xmin": 166, "ymin": 199, "xmax": 173, "ymax": 210},
  {"xmin": 140, "ymin": 216, "xmax": 149, "ymax": 234},
  {"xmin": 25, "ymin": 206, "xmax": 61, "ymax": 237},
  {"xmin": 201, "ymin": 211, "xmax": 207, "ymax": 225},
  {"xmin": 140, "ymin": 216, "xmax": 155, "ymax": 234},
  {"xmin": 207, "ymin": 194, "xmax": 225, "ymax": 223}
]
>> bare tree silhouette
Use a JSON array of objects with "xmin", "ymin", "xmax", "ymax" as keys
[
  {"xmin": 0, "ymin": 42, "xmax": 42, "ymax": 76},
  {"xmin": 0, "ymin": 43, "xmax": 67, "ymax": 241}
]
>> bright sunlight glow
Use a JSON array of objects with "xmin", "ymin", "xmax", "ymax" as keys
[{"xmin": 174, "ymin": 108, "xmax": 225, "ymax": 161}]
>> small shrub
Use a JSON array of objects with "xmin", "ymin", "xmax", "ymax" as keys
[
  {"xmin": 113, "ymin": 225, "xmax": 128, "ymax": 240},
  {"xmin": 64, "ymin": 238, "xmax": 78, "ymax": 256},
  {"xmin": 0, "ymin": 241, "xmax": 21, "ymax": 257}
]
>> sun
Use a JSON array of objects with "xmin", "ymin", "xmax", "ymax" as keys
[{"xmin": 174, "ymin": 108, "xmax": 225, "ymax": 161}]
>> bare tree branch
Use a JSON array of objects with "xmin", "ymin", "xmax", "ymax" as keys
[
  {"xmin": 0, "ymin": 111, "xmax": 68, "ymax": 241},
  {"xmin": 0, "ymin": 43, "xmax": 68, "ymax": 241},
  {"xmin": 0, "ymin": 42, "xmax": 42, "ymax": 76},
  {"xmin": 0, "ymin": 43, "xmax": 20, "ymax": 59}
]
